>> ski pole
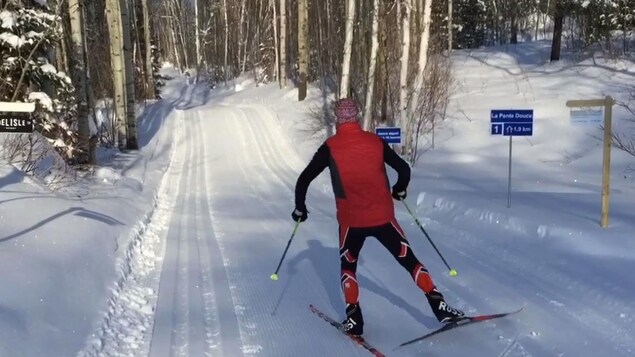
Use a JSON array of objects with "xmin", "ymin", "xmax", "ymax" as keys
[
  {"xmin": 400, "ymin": 199, "xmax": 458, "ymax": 277},
  {"xmin": 270, "ymin": 220, "xmax": 302, "ymax": 281}
]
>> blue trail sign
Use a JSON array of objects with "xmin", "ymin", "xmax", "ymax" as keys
[
  {"xmin": 490, "ymin": 109, "xmax": 533, "ymax": 136},
  {"xmin": 375, "ymin": 127, "xmax": 401, "ymax": 144}
]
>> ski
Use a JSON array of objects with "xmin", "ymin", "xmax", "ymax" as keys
[
  {"xmin": 309, "ymin": 304, "xmax": 386, "ymax": 357},
  {"xmin": 398, "ymin": 307, "xmax": 523, "ymax": 348}
]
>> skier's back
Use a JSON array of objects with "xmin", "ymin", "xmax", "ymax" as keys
[{"xmin": 293, "ymin": 98, "xmax": 464, "ymax": 336}]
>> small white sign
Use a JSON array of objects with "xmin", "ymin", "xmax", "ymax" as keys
[
  {"xmin": 0, "ymin": 102, "xmax": 36, "ymax": 113},
  {"xmin": 570, "ymin": 108, "xmax": 603, "ymax": 126}
]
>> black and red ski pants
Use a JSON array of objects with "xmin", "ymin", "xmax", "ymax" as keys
[{"xmin": 339, "ymin": 218, "xmax": 436, "ymax": 305}]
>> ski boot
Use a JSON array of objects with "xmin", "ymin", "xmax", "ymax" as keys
[
  {"xmin": 426, "ymin": 288, "xmax": 465, "ymax": 323},
  {"xmin": 342, "ymin": 303, "xmax": 364, "ymax": 336}
]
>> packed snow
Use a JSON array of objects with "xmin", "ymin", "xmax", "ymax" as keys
[
  {"xmin": 1, "ymin": 41, "xmax": 634, "ymax": 357},
  {"xmin": 28, "ymin": 92, "xmax": 53, "ymax": 112}
]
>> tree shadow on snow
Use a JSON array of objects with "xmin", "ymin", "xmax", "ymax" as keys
[
  {"xmin": 0, "ymin": 168, "xmax": 23, "ymax": 190},
  {"xmin": 287, "ymin": 239, "xmax": 436, "ymax": 326},
  {"xmin": 0, "ymin": 207, "xmax": 123, "ymax": 243}
]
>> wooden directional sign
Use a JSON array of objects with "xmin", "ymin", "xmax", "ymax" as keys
[
  {"xmin": 0, "ymin": 102, "xmax": 35, "ymax": 133},
  {"xmin": 566, "ymin": 96, "xmax": 614, "ymax": 228}
]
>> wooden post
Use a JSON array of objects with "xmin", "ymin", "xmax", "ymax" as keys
[
  {"xmin": 565, "ymin": 96, "xmax": 614, "ymax": 228},
  {"xmin": 601, "ymin": 96, "xmax": 614, "ymax": 228}
]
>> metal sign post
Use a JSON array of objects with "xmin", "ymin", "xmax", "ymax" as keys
[
  {"xmin": 491, "ymin": 109, "xmax": 534, "ymax": 208},
  {"xmin": 0, "ymin": 102, "xmax": 36, "ymax": 133},
  {"xmin": 566, "ymin": 96, "xmax": 614, "ymax": 228}
]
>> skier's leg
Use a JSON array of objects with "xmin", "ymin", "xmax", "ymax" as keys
[
  {"xmin": 374, "ymin": 219, "xmax": 465, "ymax": 322},
  {"xmin": 339, "ymin": 225, "xmax": 367, "ymax": 335},
  {"xmin": 373, "ymin": 219, "xmax": 436, "ymax": 293}
]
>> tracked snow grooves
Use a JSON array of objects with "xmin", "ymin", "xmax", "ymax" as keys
[
  {"xmin": 196, "ymin": 110, "xmax": 246, "ymax": 356},
  {"xmin": 149, "ymin": 109, "xmax": 246, "ymax": 356},
  {"xmin": 235, "ymin": 105, "xmax": 334, "ymax": 220},
  {"xmin": 149, "ymin": 112, "xmax": 196, "ymax": 356},
  {"xmin": 208, "ymin": 107, "xmax": 295, "ymax": 354},
  {"xmin": 195, "ymin": 106, "xmax": 367, "ymax": 356},
  {"xmin": 171, "ymin": 116, "xmax": 193, "ymax": 356},
  {"xmin": 191, "ymin": 114, "xmax": 222, "ymax": 355}
]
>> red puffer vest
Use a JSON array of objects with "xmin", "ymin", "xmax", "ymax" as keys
[{"xmin": 325, "ymin": 123, "xmax": 394, "ymax": 227}]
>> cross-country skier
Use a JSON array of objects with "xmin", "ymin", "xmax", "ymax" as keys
[{"xmin": 292, "ymin": 98, "xmax": 464, "ymax": 336}]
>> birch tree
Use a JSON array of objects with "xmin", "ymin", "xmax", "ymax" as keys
[
  {"xmin": 279, "ymin": 0, "xmax": 287, "ymax": 88},
  {"xmin": 237, "ymin": 0, "xmax": 246, "ymax": 73},
  {"xmin": 68, "ymin": 0, "xmax": 91, "ymax": 163},
  {"xmin": 399, "ymin": 0, "xmax": 412, "ymax": 145},
  {"xmin": 106, "ymin": 0, "xmax": 127, "ymax": 149},
  {"xmin": 141, "ymin": 0, "xmax": 154, "ymax": 98},
  {"xmin": 362, "ymin": 0, "xmax": 381, "ymax": 130},
  {"xmin": 194, "ymin": 0, "xmax": 202, "ymax": 77},
  {"xmin": 120, "ymin": 0, "xmax": 138, "ymax": 149},
  {"xmin": 298, "ymin": 0, "xmax": 308, "ymax": 101},
  {"xmin": 340, "ymin": 0, "xmax": 355, "ymax": 99},
  {"xmin": 448, "ymin": 0, "xmax": 452, "ymax": 53},
  {"xmin": 223, "ymin": 0, "xmax": 229, "ymax": 83},
  {"xmin": 407, "ymin": 0, "xmax": 433, "ymax": 153},
  {"xmin": 272, "ymin": 0, "xmax": 280, "ymax": 83}
]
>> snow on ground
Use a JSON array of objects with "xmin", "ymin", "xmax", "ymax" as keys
[{"xmin": 1, "ymin": 41, "xmax": 634, "ymax": 357}]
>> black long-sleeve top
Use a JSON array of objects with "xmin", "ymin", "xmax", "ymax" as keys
[{"xmin": 294, "ymin": 140, "xmax": 410, "ymax": 211}]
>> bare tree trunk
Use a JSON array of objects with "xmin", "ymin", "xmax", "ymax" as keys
[
  {"xmin": 173, "ymin": 1, "xmax": 189, "ymax": 69},
  {"xmin": 399, "ymin": 0, "xmax": 412, "ymax": 144},
  {"xmin": 510, "ymin": 1, "xmax": 518, "ymax": 44},
  {"xmin": 340, "ymin": 0, "xmax": 355, "ymax": 98},
  {"xmin": 407, "ymin": 0, "xmax": 433, "ymax": 154},
  {"xmin": 551, "ymin": 0, "xmax": 564, "ymax": 61},
  {"xmin": 448, "ymin": 0, "xmax": 453, "ymax": 53},
  {"xmin": 106, "ymin": 0, "xmax": 127, "ymax": 149},
  {"xmin": 68, "ymin": 0, "xmax": 91, "ymax": 163},
  {"xmin": 492, "ymin": 0, "xmax": 501, "ymax": 45},
  {"xmin": 170, "ymin": 16, "xmax": 182, "ymax": 69},
  {"xmin": 326, "ymin": 0, "xmax": 332, "ymax": 75},
  {"xmin": 362, "ymin": 0, "xmax": 380, "ymax": 130},
  {"xmin": 142, "ymin": 0, "xmax": 154, "ymax": 98},
  {"xmin": 272, "ymin": 0, "xmax": 280, "ymax": 82},
  {"xmin": 223, "ymin": 0, "xmax": 229, "ymax": 84},
  {"xmin": 242, "ymin": 11, "xmax": 250, "ymax": 74},
  {"xmin": 378, "ymin": 0, "xmax": 388, "ymax": 124},
  {"xmin": 194, "ymin": 0, "xmax": 202, "ymax": 77},
  {"xmin": 279, "ymin": 0, "xmax": 287, "ymax": 87},
  {"xmin": 120, "ymin": 0, "xmax": 138, "ymax": 149},
  {"xmin": 298, "ymin": 0, "xmax": 309, "ymax": 101},
  {"xmin": 238, "ymin": 0, "xmax": 246, "ymax": 73}
]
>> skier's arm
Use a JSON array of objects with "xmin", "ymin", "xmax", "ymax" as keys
[
  {"xmin": 294, "ymin": 143, "xmax": 329, "ymax": 210},
  {"xmin": 383, "ymin": 140, "xmax": 411, "ymax": 192}
]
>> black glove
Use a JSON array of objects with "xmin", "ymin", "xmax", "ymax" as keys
[
  {"xmin": 392, "ymin": 187, "xmax": 407, "ymax": 201},
  {"xmin": 291, "ymin": 208, "xmax": 308, "ymax": 222}
]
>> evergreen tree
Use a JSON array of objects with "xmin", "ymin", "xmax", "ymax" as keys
[
  {"xmin": 454, "ymin": 0, "xmax": 488, "ymax": 49},
  {"xmin": 0, "ymin": 0, "xmax": 78, "ymax": 162}
]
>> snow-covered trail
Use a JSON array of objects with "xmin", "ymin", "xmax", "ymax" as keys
[
  {"xmin": 147, "ymin": 103, "xmax": 374, "ymax": 356},
  {"xmin": 142, "ymin": 102, "xmax": 503, "ymax": 357},
  {"xmin": 143, "ymin": 96, "xmax": 635, "ymax": 357}
]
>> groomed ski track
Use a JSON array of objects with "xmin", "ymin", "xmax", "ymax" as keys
[{"xmin": 87, "ymin": 83, "xmax": 635, "ymax": 357}]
